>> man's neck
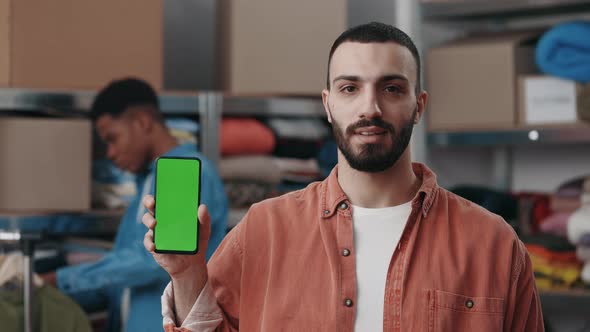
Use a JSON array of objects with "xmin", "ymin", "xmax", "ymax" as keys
[
  {"xmin": 337, "ymin": 152, "xmax": 421, "ymax": 208},
  {"xmin": 149, "ymin": 130, "xmax": 179, "ymax": 162}
]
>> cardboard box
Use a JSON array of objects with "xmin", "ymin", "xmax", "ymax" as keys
[
  {"xmin": 0, "ymin": 117, "xmax": 91, "ymax": 212},
  {"xmin": 426, "ymin": 31, "xmax": 541, "ymax": 131},
  {"xmin": 218, "ymin": 0, "xmax": 346, "ymax": 95},
  {"xmin": 0, "ymin": 1, "xmax": 162, "ymax": 90},
  {"xmin": 518, "ymin": 75, "xmax": 582, "ymax": 126}
]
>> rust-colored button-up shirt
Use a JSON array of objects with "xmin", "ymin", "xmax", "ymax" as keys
[{"xmin": 164, "ymin": 163, "xmax": 543, "ymax": 331}]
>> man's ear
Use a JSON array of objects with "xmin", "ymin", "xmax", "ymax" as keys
[
  {"xmin": 127, "ymin": 106, "xmax": 155, "ymax": 132},
  {"xmin": 322, "ymin": 89, "xmax": 333, "ymax": 123},
  {"xmin": 414, "ymin": 90, "xmax": 428, "ymax": 124}
]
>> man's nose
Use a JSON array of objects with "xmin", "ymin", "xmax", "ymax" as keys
[{"xmin": 358, "ymin": 88, "xmax": 382, "ymax": 119}]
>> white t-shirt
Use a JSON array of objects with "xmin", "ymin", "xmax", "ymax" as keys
[{"xmin": 352, "ymin": 201, "xmax": 412, "ymax": 332}]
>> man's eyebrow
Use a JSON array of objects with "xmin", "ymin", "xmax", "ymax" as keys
[
  {"xmin": 332, "ymin": 74, "xmax": 410, "ymax": 86},
  {"xmin": 332, "ymin": 75, "xmax": 360, "ymax": 85},
  {"xmin": 380, "ymin": 74, "xmax": 409, "ymax": 83}
]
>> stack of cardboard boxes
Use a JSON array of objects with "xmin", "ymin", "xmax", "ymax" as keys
[{"xmin": 426, "ymin": 30, "xmax": 587, "ymax": 131}]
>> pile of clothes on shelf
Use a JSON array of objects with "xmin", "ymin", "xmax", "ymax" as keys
[
  {"xmin": 219, "ymin": 117, "xmax": 337, "ymax": 228},
  {"xmin": 524, "ymin": 176, "xmax": 590, "ymax": 290},
  {"xmin": 451, "ymin": 177, "xmax": 590, "ymax": 292}
]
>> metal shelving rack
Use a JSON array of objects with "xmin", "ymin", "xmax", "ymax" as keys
[
  {"xmin": 219, "ymin": 95, "xmax": 325, "ymax": 229},
  {"xmin": 428, "ymin": 124, "xmax": 590, "ymax": 147},
  {"xmin": 0, "ymin": 87, "xmax": 222, "ymax": 332},
  {"xmin": 411, "ymin": 0, "xmax": 590, "ymax": 312},
  {"xmin": 412, "ymin": 0, "xmax": 590, "ymax": 190},
  {"xmin": 222, "ymin": 95, "xmax": 324, "ymax": 118}
]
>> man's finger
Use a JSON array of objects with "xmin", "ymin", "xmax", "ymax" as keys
[
  {"xmin": 144, "ymin": 230, "xmax": 155, "ymax": 252},
  {"xmin": 198, "ymin": 204, "xmax": 210, "ymax": 227},
  {"xmin": 142, "ymin": 212, "xmax": 156, "ymax": 229},
  {"xmin": 143, "ymin": 195, "xmax": 155, "ymax": 215}
]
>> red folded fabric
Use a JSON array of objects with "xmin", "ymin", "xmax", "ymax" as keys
[
  {"xmin": 525, "ymin": 244, "xmax": 581, "ymax": 266},
  {"xmin": 221, "ymin": 118, "xmax": 276, "ymax": 156}
]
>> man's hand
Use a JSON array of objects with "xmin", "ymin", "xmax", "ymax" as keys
[
  {"xmin": 142, "ymin": 195, "xmax": 210, "ymax": 324},
  {"xmin": 39, "ymin": 271, "xmax": 57, "ymax": 287}
]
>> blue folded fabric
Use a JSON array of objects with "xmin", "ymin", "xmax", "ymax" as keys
[{"xmin": 536, "ymin": 21, "xmax": 590, "ymax": 83}]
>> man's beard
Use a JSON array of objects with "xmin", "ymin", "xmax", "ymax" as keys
[{"xmin": 331, "ymin": 110, "xmax": 416, "ymax": 173}]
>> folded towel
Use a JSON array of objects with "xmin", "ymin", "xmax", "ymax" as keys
[{"xmin": 536, "ymin": 21, "xmax": 590, "ymax": 83}]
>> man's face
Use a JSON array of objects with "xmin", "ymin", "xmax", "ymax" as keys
[
  {"xmin": 322, "ymin": 42, "xmax": 426, "ymax": 173},
  {"xmin": 95, "ymin": 110, "xmax": 149, "ymax": 173}
]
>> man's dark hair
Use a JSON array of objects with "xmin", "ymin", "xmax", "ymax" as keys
[
  {"xmin": 90, "ymin": 77, "xmax": 162, "ymax": 122},
  {"xmin": 326, "ymin": 22, "xmax": 421, "ymax": 94}
]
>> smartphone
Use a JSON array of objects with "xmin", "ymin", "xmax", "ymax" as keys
[{"xmin": 154, "ymin": 157, "xmax": 201, "ymax": 254}]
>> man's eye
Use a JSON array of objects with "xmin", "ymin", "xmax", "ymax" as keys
[
  {"xmin": 385, "ymin": 86, "xmax": 401, "ymax": 93},
  {"xmin": 341, "ymin": 86, "xmax": 357, "ymax": 93}
]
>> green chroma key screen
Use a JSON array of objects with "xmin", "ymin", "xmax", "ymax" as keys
[{"xmin": 154, "ymin": 157, "xmax": 201, "ymax": 254}]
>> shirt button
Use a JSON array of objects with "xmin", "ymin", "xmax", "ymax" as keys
[
  {"xmin": 339, "ymin": 202, "xmax": 348, "ymax": 210},
  {"xmin": 465, "ymin": 299, "xmax": 474, "ymax": 309},
  {"xmin": 344, "ymin": 298, "xmax": 353, "ymax": 307},
  {"xmin": 342, "ymin": 248, "xmax": 350, "ymax": 257},
  {"xmin": 324, "ymin": 209, "xmax": 330, "ymax": 215}
]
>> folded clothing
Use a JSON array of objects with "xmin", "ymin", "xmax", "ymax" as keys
[
  {"xmin": 550, "ymin": 195, "xmax": 581, "ymax": 213},
  {"xmin": 579, "ymin": 233, "xmax": 590, "ymax": 246},
  {"xmin": 166, "ymin": 118, "xmax": 200, "ymax": 145},
  {"xmin": 521, "ymin": 233, "xmax": 577, "ymax": 252},
  {"xmin": 273, "ymin": 158, "xmax": 321, "ymax": 183},
  {"xmin": 92, "ymin": 159, "xmax": 136, "ymax": 208},
  {"xmin": 536, "ymin": 21, "xmax": 590, "ymax": 83},
  {"xmin": 220, "ymin": 156, "xmax": 282, "ymax": 184},
  {"xmin": 583, "ymin": 262, "xmax": 590, "ymax": 284},
  {"xmin": 224, "ymin": 181, "xmax": 277, "ymax": 208},
  {"xmin": 567, "ymin": 206, "xmax": 590, "ymax": 245},
  {"xmin": 529, "ymin": 253, "xmax": 581, "ymax": 288},
  {"xmin": 266, "ymin": 118, "xmax": 330, "ymax": 141},
  {"xmin": 539, "ymin": 212, "xmax": 572, "ymax": 237},
  {"xmin": 451, "ymin": 186, "xmax": 518, "ymax": 224},
  {"xmin": 516, "ymin": 193, "xmax": 551, "ymax": 234},
  {"xmin": 525, "ymin": 244, "xmax": 580, "ymax": 265},
  {"xmin": 556, "ymin": 175, "xmax": 590, "ymax": 198},
  {"xmin": 578, "ymin": 246, "xmax": 590, "ymax": 261},
  {"xmin": 220, "ymin": 156, "xmax": 322, "ymax": 185},
  {"xmin": 221, "ymin": 118, "xmax": 276, "ymax": 156},
  {"xmin": 165, "ymin": 118, "xmax": 200, "ymax": 134}
]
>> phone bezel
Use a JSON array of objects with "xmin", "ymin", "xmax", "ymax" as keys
[{"xmin": 153, "ymin": 156, "xmax": 201, "ymax": 255}]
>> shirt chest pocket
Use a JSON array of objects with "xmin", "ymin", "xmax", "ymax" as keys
[{"xmin": 427, "ymin": 289, "xmax": 505, "ymax": 332}]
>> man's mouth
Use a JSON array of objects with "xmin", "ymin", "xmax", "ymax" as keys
[{"xmin": 355, "ymin": 126, "xmax": 387, "ymax": 136}]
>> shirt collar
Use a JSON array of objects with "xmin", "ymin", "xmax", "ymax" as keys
[{"xmin": 320, "ymin": 162, "xmax": 439, "ymax": 219}]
